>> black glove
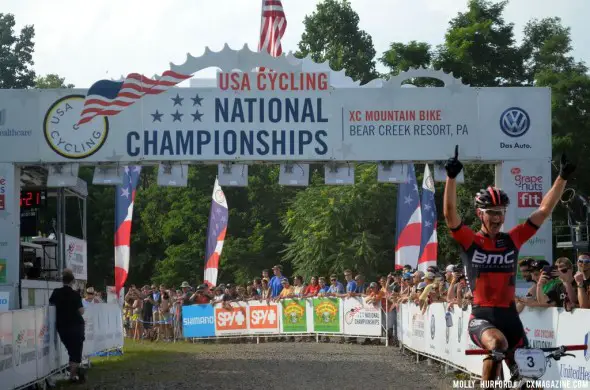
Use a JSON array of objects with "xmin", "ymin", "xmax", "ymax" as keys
[
  {"xmin": 559, "ymin": 153, "xmax": 576, "ymax": 180},
  {"xmin": 445, "ymin": 145, "xmax": 464, "ymax": 179}
]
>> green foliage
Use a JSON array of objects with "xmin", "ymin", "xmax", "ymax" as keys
[
  {"xmin": 296, "ymin": 0, "xmax": 378, "ymax": 84},
  {"xmin": 433, "ymin": 0, "xmax": 525, "ymax": 86},
  {"xmin": 0, "ymin": 13, "xmax": 35, "ymax": 88},
  {"xmin": 35, "ymin": 74, "xmax": 75, "ymax": 89},
  {"xmin": 282, "ymin": 164, "xmax": 396, "ymax": 279}
]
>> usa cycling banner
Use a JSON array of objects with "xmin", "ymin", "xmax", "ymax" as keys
[
  {"xmin": 342, "ymin": 296, "xmax": 382, "ymax": 336},
  {"xmin": 0, "ymin": 50, "xmax": 551, "ymax": 164}
]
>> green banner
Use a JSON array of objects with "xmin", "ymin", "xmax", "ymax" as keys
[
  {"xmin": 281, "ymin": 299, "xmax": 307, "ymax": 332},
  {"xmin": 312, "ymin": 298, "xmax": 340, "ymax": 332}
]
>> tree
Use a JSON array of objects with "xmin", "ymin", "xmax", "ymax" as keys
[
  {"xmin": 35, "ymin": 74, "xmax": 74, "ymax": 89},
  {"xmin": 380, "ymin": 41, "xmax": 443, "ymax": 87},
  {"xmin": 521, "ymin": 17, "xmax": 590, "ymax": 233},
  {"xmin": 0, "ymin": 13, "xmax": 35, "ymax": 88},
  {"xmin": 296, "ymin": 0, "xmax": 378, "ymax": 84},
  {"xmin": 282, "ymin": 164, "xmax": 396, "ymax": 280},
  {"xmin": 433, "ymin": 0, "xmax": 524, "ymax": 87}
]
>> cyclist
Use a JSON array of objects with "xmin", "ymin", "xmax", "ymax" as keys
[{"xmin": 442, "ymin": 145, "xmax": 575, "ymax": 384}]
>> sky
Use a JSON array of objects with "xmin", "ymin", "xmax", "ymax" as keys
[{"xmin": 5, "ymin": 0, "xmax": 590, "ymax": 88}]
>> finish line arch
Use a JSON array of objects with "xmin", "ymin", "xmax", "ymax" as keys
[{"xmin": 0, "ymin": 44, "xmax": 552, "ymax": 309}]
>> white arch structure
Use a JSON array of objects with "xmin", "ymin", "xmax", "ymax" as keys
[{"xmin": 0, "ymin": 45, "xmax": 551, "ymax": 308}]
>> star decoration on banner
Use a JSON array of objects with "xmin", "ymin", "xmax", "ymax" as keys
[
  {"xmin": 171, "ymin": 110, "xmax": 184, "ymax": 122},
  {"xmin": 120, "ymin": 187, "xmax": 130, "ymax": 199},
  {"xmin": 424, "ymin": 203, "xmax": 431, "ymax": 211},
  {"xmin": 191, "ymin": 94, "xmax": 203, "ymax": 106},
  {"xmin": 171, "ymin": 94, "xmax": 184, "ymax": 106},
  {"xmin": 191, "ymin": 110, "xmax": 203, "ymax": 122},
  {"xmin": 424, "ymin": 220, "xmax": 432, "ymax": 228},
  {"xmin": 151, "ymin": 110, "xmax": 163, "ymax": 122},
  {"xmin": 404, "ymin": 195, "xmax": 413, "ymax": 205}
]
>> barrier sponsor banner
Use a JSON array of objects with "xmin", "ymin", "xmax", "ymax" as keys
[
  {"xmin": 64, "ymin": 234, "xmax": 88, "ymax": 281},
  {"xmin": 342, "ymin": 297, "xmax": 381, "ymax": 336},
  {"xmin": 500, "ymin": 160, "xmax": 552, "ymax": 283},
  {"xmin": 182, "ymin": 304, "xmax": 215, "ymax": 338},
  {"xmin": 312, "ymin": 298, "xmax": 341, "ymax": 333},
  {"xmin": 281, "ymin": 299, "xmax": 308, "ymax": 333},
  {"xmin": 11, "ymin": 309, "xmax": 37, "ymax": 386},
  {"xmin": 35, "ymin": 307, "xmax": 53, "ymax": 380},
  {"xmin": 214, "ymin": 302, "xmax": 248, "ymax": 335},
  {"xmin": 0, "ymin": 311, "xmax": 13, "ymax": 390},
  {"xmin": 248, "ymin": 301, "xmax": 279, "ymax": 334},
  {"xmin": 398, "ymin": 303, "xmax": 590, "ymax": 385}
]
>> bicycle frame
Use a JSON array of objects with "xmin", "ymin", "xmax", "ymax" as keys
[{"xmin": 465, "ymin": 345, "xmax": 587, "ymax": 385}]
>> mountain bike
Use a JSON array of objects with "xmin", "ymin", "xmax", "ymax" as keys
[{"xmin": 465, "ymin": 344, "xmax": 587, "ymax": 389}]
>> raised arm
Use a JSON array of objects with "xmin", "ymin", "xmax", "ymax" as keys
[
  {"xmin": 528, "ymin": 153, "xmax": 575, "ymax": 227},
  {"xmin": 443, "ymin": 145, "xmax": 463, "ymax": 229}
]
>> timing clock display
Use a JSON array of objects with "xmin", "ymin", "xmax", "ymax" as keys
[{"xmin": 20, "ymin": 190, "xmax": 47, "ymax": 210}]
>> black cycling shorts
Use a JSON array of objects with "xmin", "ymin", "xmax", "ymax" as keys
[
  {"xmin": 57, "ymin": 326, "xmax": 85, "ymax": 364},
  {"xmin": 468, "ymin": 305, "xmax": 528, "ymax": 350}
]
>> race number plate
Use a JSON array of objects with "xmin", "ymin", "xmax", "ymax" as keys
[{"xmin": 514, "ymin": 348, "xmax": 546, "ymax": 378}]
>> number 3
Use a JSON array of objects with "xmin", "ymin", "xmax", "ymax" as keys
[{"xmin": 527, "ymin": 356, "xmax": 535, "ymax": 367}]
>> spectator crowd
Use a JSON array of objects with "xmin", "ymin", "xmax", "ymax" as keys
[{"xmin": 113, "ymin": 253, "xmax": 590, "ymax": 342}]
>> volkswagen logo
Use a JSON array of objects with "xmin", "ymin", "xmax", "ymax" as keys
[
  {"xmin": 500, "ymin": 107, "xmax": 530, "ymax": 138},
  {"xmin": 430, "ymin": 314, "xmax": 435, "ymax": 340}
]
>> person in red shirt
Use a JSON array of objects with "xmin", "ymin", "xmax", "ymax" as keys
[
  {"xmin": 443, "ymin": 145, "xmax": 575, "ymax": 385},
  {"xmin": 303, "ymin": 276, "xmax": 321, "ymax": 297},
  {"xmin": 191, "ymin": 284, "xmax": 213, "ymax": 304}
]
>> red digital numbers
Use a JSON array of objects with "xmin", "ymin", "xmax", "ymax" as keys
[{"xmin": 20, "ymin": 190, "xmax": 45, "ymax": 209}]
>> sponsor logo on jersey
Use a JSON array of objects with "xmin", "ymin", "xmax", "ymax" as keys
[{"xmin": 472, "ymin": 249, "xmax": 515, "ymax": 267}]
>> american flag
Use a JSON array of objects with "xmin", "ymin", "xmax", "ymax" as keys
[
  {"xmin": 76, "ymin": 71, "xmax": 192, "ymax": 126},
  {"xmin": 258, "ymin": 0, "xmax": 287, "ymax": 71},
  {"xmin": 395, "ymin": 164, "xmax": 422, "ymax": 270},
  {"xmin": 418, "ymin": 164, "xmax": 438, "ymax": 271},
  {"xmin": 204, "ymin": 178, "xmax": 228, "ymax": 287},
  {"xmin": 114, "ymin": 166, "xmax": 141, "ymax": 297}
]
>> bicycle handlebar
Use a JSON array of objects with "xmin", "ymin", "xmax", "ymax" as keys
[{"xmin": 464, "ymin": 345, "xmax": 587, "ymax": 355}]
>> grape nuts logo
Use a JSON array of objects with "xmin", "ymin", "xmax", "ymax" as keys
[{"xmin": 500, "ymin": 107, "xmax": 530, "ymax": 138}]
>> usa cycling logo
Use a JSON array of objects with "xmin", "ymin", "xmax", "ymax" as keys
[{"xmin": 500, "ymin": 107, "xmax": 530, "ymax": 138}]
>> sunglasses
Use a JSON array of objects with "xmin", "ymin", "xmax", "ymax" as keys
[
  {"xmin": 480, "ymin": 208, "xmax": 507, "ymax": 216},
  {"xmin": 558, "ymin": 268, "xmax": 570, "ymax": 273},
  {"xmin": 578, "ymin": 259, "xmax": 590, "ymax": 264}
]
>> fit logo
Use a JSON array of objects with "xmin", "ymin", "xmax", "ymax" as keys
[
  {"xmin": 249, "ymin": 306, "xmax": 278, "ymax": 329},
  {"xmin": 518, "ymin": 192, "xmax": 542, "ymax": 208},
  {"xmin": 472, "ymin": 250, "xmax": 515, "ymax": 265},
  {"xmin": 215, "ymin": 307, "xmax": 247, "ymax": 330}
]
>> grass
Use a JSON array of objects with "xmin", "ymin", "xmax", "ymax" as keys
[{"xmin": 55, "ymin": 339, "xmax": 208, "ymax": 388}]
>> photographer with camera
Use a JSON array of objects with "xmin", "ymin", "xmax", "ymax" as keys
[{"xmin": 536, "ymin": 257, "xmax": 578, "ymax": 311}]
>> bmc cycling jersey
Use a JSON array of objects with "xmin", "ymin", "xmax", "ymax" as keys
[{"xmin": 450, "ymin": 219, "xmax": 539, "ymax": 308}]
